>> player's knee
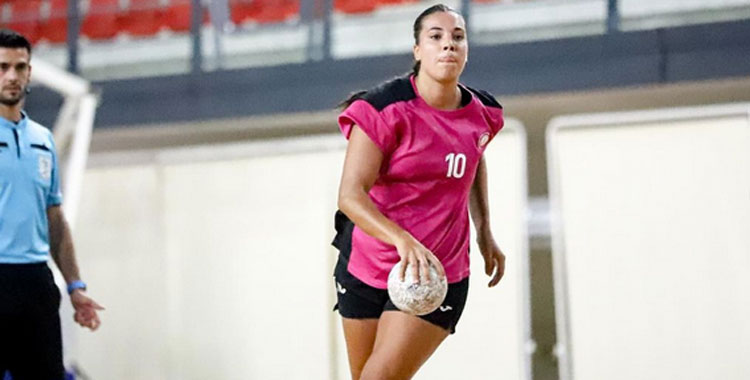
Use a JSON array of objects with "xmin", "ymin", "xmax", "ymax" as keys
[
  {"xmin": 359, "ymin": 358, "xmax": 403, "ymax": 380},
  {"xmin": 359, "ymin": 367, "xmax": 393, "ymax": 380}
]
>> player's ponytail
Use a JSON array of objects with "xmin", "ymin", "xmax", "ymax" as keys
[{"xmin": 338, "ymin": 90, "xmax": 368, "ymax": 110}]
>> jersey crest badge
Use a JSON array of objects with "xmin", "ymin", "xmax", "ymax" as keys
[
  {"xmin": 38, "ymin": 155, "xmax": 52, "ymax": 181},
  {"xmin": 478, "ymin": 132, "xmax": 490, "ymax": 148}
]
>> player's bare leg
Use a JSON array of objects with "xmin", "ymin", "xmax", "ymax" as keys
[
  {"xmin": 359, "ymin": 311, "xmax": 449, "ymax": 380},
  {"xmin": 341, "ymin": 318, "xmax": 379, "ymax": 380}
]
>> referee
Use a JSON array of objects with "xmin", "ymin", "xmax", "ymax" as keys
[{"xmin": 0, "ymin": 29, "xmax": 103, "ymax": 379}]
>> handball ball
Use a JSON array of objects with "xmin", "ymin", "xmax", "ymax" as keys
[{"xmin": 387, "ymin": 261, "xmax": 448, "ymax": 316}]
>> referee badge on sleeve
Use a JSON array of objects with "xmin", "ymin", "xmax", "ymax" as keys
[{"xmin": 38, "ymin": 155, "xmax": 52, "ymax": 180}]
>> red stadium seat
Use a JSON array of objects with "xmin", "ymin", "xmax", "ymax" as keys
[
  {"xmin": 7, "ymin": 0, "xmax": 43, "ymax": 44},
  {"xmin": 82, "ymin": 0, "xmax": 120, "ymax": 40},
  {"xmin": 41, "ymin": 0, "xmax": 68, "ymax": 44},
  {"xmin": 229, "ymin": 0, "xmax": 261, "ymax": 25},
  {"xmin": 164, "ymin": 0, "xmax": 209, "ymax": 33},
  {"xmin": 121, "ymin": 0, "xmax": 163, "ymax": 37},
  {"xmin": 376, "ymin": 0, "xmax": 419, "ymax": 5},
  {"xmin": 334, "ymin": 0, "xmax": 377, "ymax": 14},
  {"xmin": 253, "ymin": 0, "xmax": 299, "ymax": 24},
  {"xmin": 230, "ymin": 0, "xmax": 299, "ymax": 25},
  {"xmin": 164, "ymin": 0, "xmax": 192, "ymax": 32}
]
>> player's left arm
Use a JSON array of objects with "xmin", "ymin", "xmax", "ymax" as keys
[
  {"xmin": 47, "ymin": 205, "xmax": 104, "ymax": 330},
  {"xmin": 469, "ymin": 156, "xmax": 506, "ymax": 287}
]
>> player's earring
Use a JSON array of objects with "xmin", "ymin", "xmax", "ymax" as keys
[{"xmin": 25, "ymin": 87, "xmax": 31, "ymax": 94}]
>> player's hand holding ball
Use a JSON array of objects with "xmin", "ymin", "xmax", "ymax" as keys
[{"xmin": 389, "ymin": 235, "xmax": 448, "ymax": 315}]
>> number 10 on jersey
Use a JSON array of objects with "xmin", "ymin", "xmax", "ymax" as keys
[{"xmin": 445, "ymin": 153, "xmax": 466, "ymax": 178}]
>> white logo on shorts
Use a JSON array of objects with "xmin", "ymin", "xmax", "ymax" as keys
[
  {"xmin": 439, "ymin": 305, "xmax": 453, "ymax": 312},
  {"xmin": 38, "ymin": 156, "xmax": 52, "ymax": 181},
  {"xmin": 336, "ymin": 282, "xmax": 347, "ymax": 294}
]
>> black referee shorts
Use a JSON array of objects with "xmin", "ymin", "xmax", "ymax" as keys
[
  {"xmin": 331, "ymin": 211, "xmax": 469, "ymax": 334},
  {"xmin": 0, "ymin": 262, "xmax": 65, "ymax": 380}
]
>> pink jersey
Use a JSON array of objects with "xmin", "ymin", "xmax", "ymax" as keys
[{"xmin": 338, "ymin": 74, "xmax": 504, "ymax": 289}]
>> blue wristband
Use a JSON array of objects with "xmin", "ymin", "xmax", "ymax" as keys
[{"xmin": 67, "ymin": 280, "xmax": 87, "ymax": 295}]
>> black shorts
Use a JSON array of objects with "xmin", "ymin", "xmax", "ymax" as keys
[
  {"xmin": 0, "ymin": 262, "xmax": 65, "ymax": 380},
  {"xmin": 331, "ymin": 211, "xmax": 469, "ymax": 334}
]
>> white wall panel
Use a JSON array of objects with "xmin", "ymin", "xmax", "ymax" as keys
[
  {"xmin": 75, "ymin": 137, "xmax": 345, "ymax": 380},
  {"xmin": 74, "ymin": 166, "xmax": 170, "ymax": 380},
  {"xmin": 161, "ymin": 149, "xmax": 343, "ymax": 380},
  {"xmin": 547, "ymin": 104, "xmax": 750, "ymax": 380}
]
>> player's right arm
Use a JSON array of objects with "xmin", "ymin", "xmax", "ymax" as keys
[{"xmin": 337, "ymin": 125, "xmax": 445, "ymax": 283}]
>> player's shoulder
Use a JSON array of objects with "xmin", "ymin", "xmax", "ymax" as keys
[
  {"xmin": 464, "ymin": 85, "xmax": 503, "ymax": 110},
  {"xmin": 358, "ymin": 74, "xmax": 416, "ymax": 112}
]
